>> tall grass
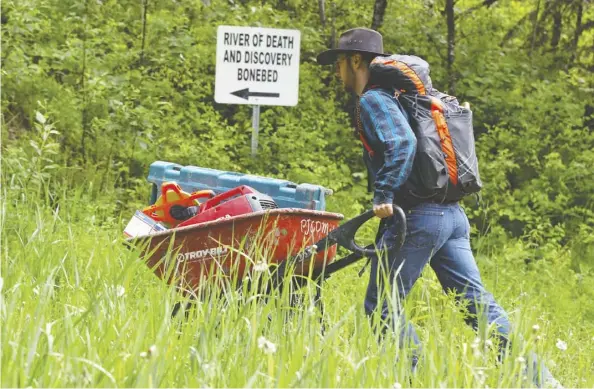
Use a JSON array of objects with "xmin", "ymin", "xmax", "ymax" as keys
[
  {"xmin": 2, "ymin": 180, "xmax": 593, "ymax": 388},
  {"xmin": 1, "ymin": 115, "xmax": 593, "ymax": 387}
]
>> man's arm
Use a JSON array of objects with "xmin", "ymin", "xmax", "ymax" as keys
[{"xmin": 359, "ymin": 90, "xmax": 417, "ymax": 211}]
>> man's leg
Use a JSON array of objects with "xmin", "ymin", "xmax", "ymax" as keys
[
  {"xmin": 364, "ymin": 206, "xmax": 445, "ymax": 366},
  {"xmin": 430, "ymin": 205, "xmax": 557, "ymax": 387},
  {"xmin": 429, "ymin": 214, "xmax": 511, "ymax": 348}
]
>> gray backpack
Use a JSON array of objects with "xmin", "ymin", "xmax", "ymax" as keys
[{"xmin": 363, "ymin": 54, "xmax": 482, "ymax": 204}]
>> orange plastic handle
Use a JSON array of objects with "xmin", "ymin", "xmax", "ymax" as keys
[{"xmin": 143, "ymin": 185, "xmax": 215, "ymax": 226}]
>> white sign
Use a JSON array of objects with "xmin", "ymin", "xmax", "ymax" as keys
[{"xmin": 215, "ymin": 26, "xmax": 301, "ymax": 106}]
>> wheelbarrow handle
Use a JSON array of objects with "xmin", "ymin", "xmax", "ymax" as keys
[
  {"xmin": 282, "ymin": 205, "xmax": 407, "ymax": 269},
  {"xmin": 332, "ymin": 205, "xmax": 407, "ymax": 256}
]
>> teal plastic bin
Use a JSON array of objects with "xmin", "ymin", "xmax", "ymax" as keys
[{"xmin": 147, "ymin": 161, "xmax": 332, "ymax": 211}]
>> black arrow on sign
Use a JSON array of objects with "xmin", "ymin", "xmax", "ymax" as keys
[{"xmin": 231, "ymin": 88, "xmax": 280, "ymax": 100}]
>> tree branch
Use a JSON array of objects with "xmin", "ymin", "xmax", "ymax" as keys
[
  {"xmin": 455, "ymin": 0, "xmax": 497, "ymax": 20},
  {"xmin": 581, "ymin": 19, "xmax": 594, "ymax": 31},
  {"xmin": 500, "ymin": 9, "xmax": 537, "ymax": 47}
]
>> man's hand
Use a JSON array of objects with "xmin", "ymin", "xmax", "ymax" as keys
[{"xmin": 373, "ymin": 203, "xmax": 394, "ymax": 219}]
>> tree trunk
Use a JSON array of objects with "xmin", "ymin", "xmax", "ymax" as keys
[
  {"xmin": 550, "ymin": 7, "xmax": 562, "ymax": 51},
  {"xmin": 570, "ymin": 0, "xmax": 584, "ymax": 64},
  {"xmin": 140, "ymin": 0, "xmax": 149, "ymax": 64},
  {"xmin": 318, "ymin": 0, "xmax": 326, "ymax": 28},
  {"xmin": 371, "ymin": 0, "xmax": 388, "ymax": 31},
  {"xmin": 330, "ymin": 1, "xmax": 336, "ymax": 48},
  {"xmin": 80, "ymin": 0, "xmax": 89, "ymax": 165},
  {"xmin": 446, "ymin": 0, "xmax": 456, "ymax": 94},
  {"xmin": 529, "ymin": 0, "xmax": 541, "ymax": 56}
]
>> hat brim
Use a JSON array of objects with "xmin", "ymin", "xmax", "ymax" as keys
[{"xmin": 316, "ymin": 49, "xmax": 388, "ymax": 65}]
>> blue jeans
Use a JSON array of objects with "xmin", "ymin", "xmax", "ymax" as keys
[{"xmin": 364, "ymin": 202, "xmax": 553, "ymax": 386}]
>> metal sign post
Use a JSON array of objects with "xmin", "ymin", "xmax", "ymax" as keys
[{"xmin": 251, "ymin": 105, "xmax": 260, "ymax": 157}]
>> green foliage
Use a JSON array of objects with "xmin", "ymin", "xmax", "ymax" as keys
[
  {"xmin": 2, "ymin": 0, "xmax": 594, "ymax": 387},
  {"xmin": 3, "ymin": 0, "xmax": 593, "ymax": 254},
  {"xmin": 1, "ymin": 1, "xmax": 593, "ymax": 265},
  {"xmin": 1, "ymin": 187, "xmax": 594, "ymax": 388}
]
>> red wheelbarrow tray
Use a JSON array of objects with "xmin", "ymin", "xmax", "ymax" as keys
[{"xmin": 126, "ymin": 207, "xmax": 344, "ymax": 292}]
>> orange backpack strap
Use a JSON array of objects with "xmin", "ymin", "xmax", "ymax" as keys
[
  {"xmin": 359, "ymin": 131, "xmax": 375, "ymax": 157},
  {"xmin": 429, "ymin": 97, "xmax": 458, "ymax": 185}
]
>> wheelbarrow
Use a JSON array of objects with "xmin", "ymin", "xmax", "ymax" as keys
[{"xmin": 126, "ymin": 205, "xmax": 407, "ymax": 316}]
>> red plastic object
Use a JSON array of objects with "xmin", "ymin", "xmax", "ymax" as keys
[
  {"xmin": 199, "ymin": 185, "xmax": 256, "ymax": 212},
  {"xmin": 178, "ymin": 186, "xmax": 268, "ymax": 228}
]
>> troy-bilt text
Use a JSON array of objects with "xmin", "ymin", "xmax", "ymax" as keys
[{"xmin": 177, "ymin": 247, "xmax": 229, "ymax": 261}]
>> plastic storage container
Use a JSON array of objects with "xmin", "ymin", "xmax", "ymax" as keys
[{"xmin": 147, "ymin": 161, "xmax": 332, "ymax": 211}]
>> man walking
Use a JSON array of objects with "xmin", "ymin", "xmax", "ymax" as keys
[{"xmin": 316, "ymin": 27, "xmax": 560, "ymax": 388}]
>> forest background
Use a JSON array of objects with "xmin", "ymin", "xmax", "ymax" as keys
[{"xmin": 1, "ymin": 0, "xmax": 594, "ymax": 387}]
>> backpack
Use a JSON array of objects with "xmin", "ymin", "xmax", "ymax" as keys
[{"xmin": 361, "ymin": 54, "xmax": 482, "ymax": 204}]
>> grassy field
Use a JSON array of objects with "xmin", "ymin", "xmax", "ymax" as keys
[{"xmin": 2, "ymin": 184, "xmax": 594, "ymax": 388}]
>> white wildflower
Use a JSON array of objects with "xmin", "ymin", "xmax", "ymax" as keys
[
  {"xmin": 485, "ymin": 339, "xmax": 494, "ymax": 348},
  {"xmin": 555, "ymin": 339, "xmax": 567, "ymax": 351},
  {"xmin": 392, "ymin": 382, "xmax": 402, "ymax": 389},
  {"xmin": 471, "ymin": 337, "xmax": 482, "ymax": 356},
  {"xmin": 532, "ymin": 324, "xmax": 540, "ymax": 333},
  {"xmin": 140, "ymin": 344, "xmax": 158, "ymax": 359},
  {"xmin": 254, "ymin": 261, "xmax": 268, "ymax": 272},
  {"xmin": 257, "ymin": 336, "xmax": 277, "ymax": 354},
  {"xmin": 116, "ymin": 285, "xmax": 125, "ymax": 297},
  {"xmin": 476, "ymin": 369, "xmax": 486, "ymax": 384},
  {"xmin": 516, "ymin": 356, "xmax": 526, "ymax": 364}
]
